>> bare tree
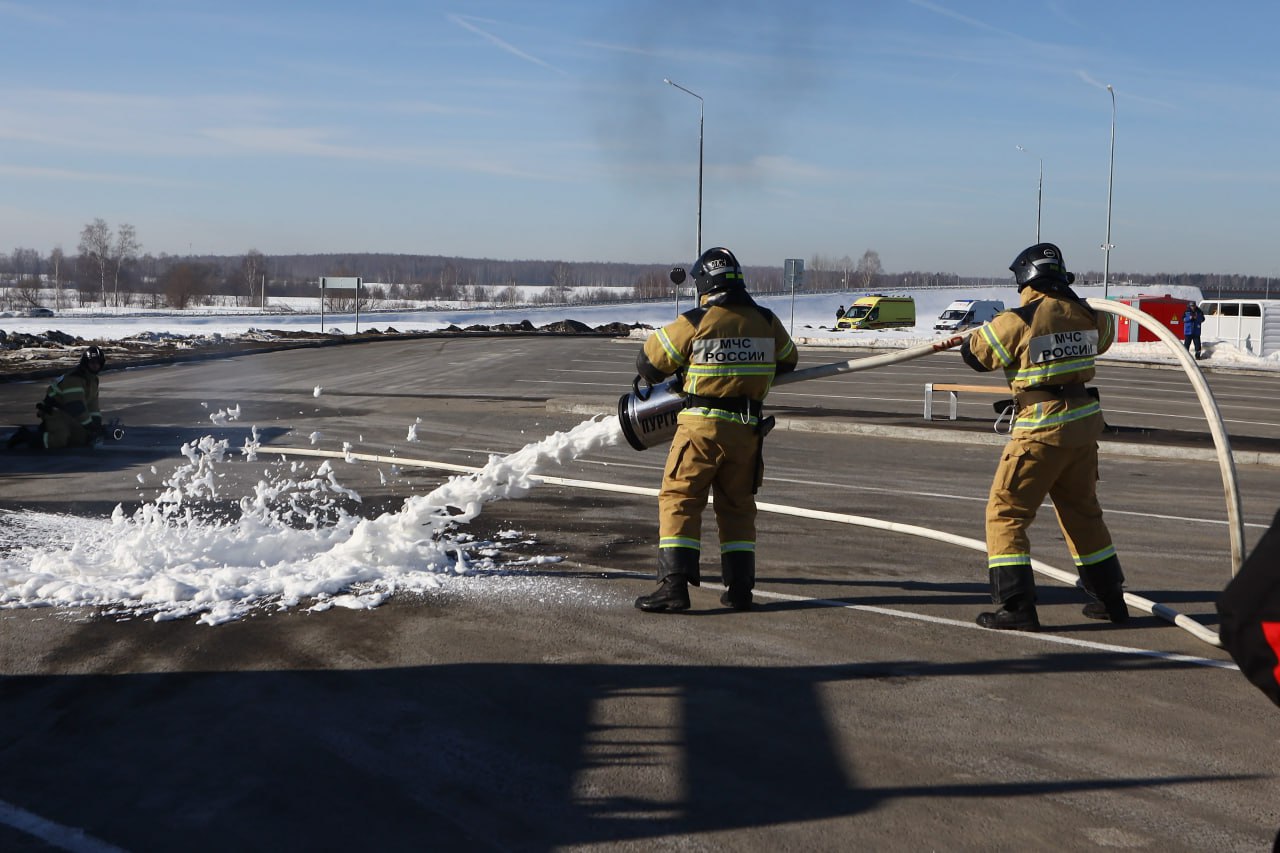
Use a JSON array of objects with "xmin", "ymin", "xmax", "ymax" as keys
[
  {"xmin": 49, "ymin": 246, "xmax": 65, "ymax": 310},
  {"xmin": 13, "ymin": 276, "xmax": 42, "ymax": 307},
  {"xmin": 11, "ymin": 247, "xmax": 39, "ymax": 278},
  {"xmin": 632, "ymin": 269, "xmax": 669, "ymax": 300},
  {"xmin": 808, "ymin": 253, "xmax": 839, "ymax": 292},
  {"xmin": 440, "ymin": 262, "xmax": 459, "ymax": 295},
  {"xmin": 161, "ymin": 262, "xmax": 212, "ymax": 309},
  {"xmin": 551, "ymin": 263, "xmax": 573, "ymax": 302},
  {"xmin": 136, "ymin": 252, "xmax": 164, "ymax": 307},
  {"xmin": 241, "ymin": 249, "xmax": 265, "ymax": 307},
  {"xmin": 111, "ymin": 223, "xmax": 140, "ymax": 307},
  {"xmin": 856, "ymin": 250, "xmax": 883, "ymax": 290},
  {"xmin": 78, "ymin": 218, "xmax": 112, "ymax": 305}
]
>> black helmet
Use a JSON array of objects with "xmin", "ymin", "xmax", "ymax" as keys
[
  {"xmin": 80, "ymin": 345, "xmax": 106, "ymax": 370},
  {"xmin": 690, "ymin": 247, "xmax": 745, "ymax": 296},
  {"xmin": 1009, "ymin": 242, "xmax": 1076, "ymax": 291}
]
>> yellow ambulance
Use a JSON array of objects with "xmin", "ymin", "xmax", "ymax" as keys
[{"xmin": 836, "ymin": 295, "xmax": 916, "ymax": 330}]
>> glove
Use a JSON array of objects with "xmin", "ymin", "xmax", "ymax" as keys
[{"xmin": 87, "ymin": 420, "xmax": 105, "ymax": 439}]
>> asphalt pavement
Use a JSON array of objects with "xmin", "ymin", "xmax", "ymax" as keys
[{"xmin": 2, "ymin": 336, "xmax": 1279, "ymax": 852}]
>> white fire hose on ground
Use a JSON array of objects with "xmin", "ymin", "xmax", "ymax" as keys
[
  {"xmin": 255, "ymin": 440, "xmax": 1223, "ymax": 647},
  {"xmin": 259, "ymin": 304, "xmax": 1238, "ymax": 648},
  {"xmin": 1087, "ymin": 298, "xmax": 1244, "ymax": 576},
  {"xmin": 611, "ymin": 301, "xmax": 1241, "ymax": 646}
]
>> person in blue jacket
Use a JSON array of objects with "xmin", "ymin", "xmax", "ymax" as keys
[{"xmin": 1182, "ymin": 302, "xmax": 1205, "ymax": 359}]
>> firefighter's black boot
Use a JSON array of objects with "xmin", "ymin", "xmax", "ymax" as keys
[
  {"xmin": 635, "ymin": 547, "xmax": 699, "ymax": 613},
  {"xmin": 1078, "ymin": 556, "xmax": 1129, "ymax": 623},
  {"xmin": 719, "ymin": 550, "xmax": 755, "ymax": 611},
  {"xmin": 976, "ymin": 564, "xmax": 1040, "ymax": 631},
  {"xmin": 635, "ymin": 575, "xmax": 689, "ymax": 613}
]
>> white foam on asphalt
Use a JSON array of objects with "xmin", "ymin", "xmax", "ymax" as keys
[{"xmin": 0, "ymin": 416, "xmax": 623, "ymax": 625}]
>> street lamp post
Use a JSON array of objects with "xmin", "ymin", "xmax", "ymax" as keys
[
  {"xmin": 1102, "ymin": 84, "xmax": 1116, "ymax": 298},
  {"xmin": 1015, "ymin": 145, "xmax": 1043, "ymax": 242},
  {"xmin": 664, "ymin": 77, "xmax": 703, "ymax": 316},
  {"xmin": 663, "ymin": 78, "xmax": 703, "ymax": 256}
]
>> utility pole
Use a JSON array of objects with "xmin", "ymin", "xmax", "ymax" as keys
[{"xmin": 1101, "ymin": 84, "xmax": 1116, "ymax": 299}]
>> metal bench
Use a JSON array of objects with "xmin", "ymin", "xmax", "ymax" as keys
[{"xmin": 923, "ymin": 382, "xmax": 1008, "ymax": 420}]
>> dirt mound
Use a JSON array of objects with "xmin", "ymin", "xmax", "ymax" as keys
[{"xmin": 0, "ymin": 319, "xmax": 636, "ymax": 382}]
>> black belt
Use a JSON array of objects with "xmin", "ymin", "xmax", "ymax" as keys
[
  {"xmin": 685, "ymin": 394, "xmax": 763, "ymax": 419},
  {"xmin": 1014, "ymin": 383, "xmax": 1092, "ymax": 408}
]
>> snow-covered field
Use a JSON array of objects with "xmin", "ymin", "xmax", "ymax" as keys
[
  {"xmin": 2, "ymin": 284, "xmax": 1274, "ymax": 627},
  {"xmin": 5, "ymin": 283, "xmax": 1275, "ymax": 369}
]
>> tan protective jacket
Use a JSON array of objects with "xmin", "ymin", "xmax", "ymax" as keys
[
  {"xmin": 639, "ymin": 289, "xmax": 797, "ymax": 429},
  {"xmin": 962, "ymin": 287, "xmax": 1115, "ymax": 446},
  {"xmin": 41, "ymin": 366, "xmax": 101, "ymax": 426}
]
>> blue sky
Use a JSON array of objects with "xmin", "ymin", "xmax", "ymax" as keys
[{"xmin": 1, "ymin": 1, "xmax": 1277, "ymax": 278}]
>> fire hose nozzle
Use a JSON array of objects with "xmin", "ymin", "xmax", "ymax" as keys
[{"xmin": 618, "ymin": 377, "xmax": 685, "ymax": 450}]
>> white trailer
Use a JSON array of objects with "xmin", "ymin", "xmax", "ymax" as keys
[{"xmin": 1199, "ymin": 299, "xmax": 1280, "ymax": 357}]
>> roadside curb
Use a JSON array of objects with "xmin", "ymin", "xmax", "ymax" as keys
[{"xmin": 548, "ymin": 398, "xmax": 1280, "ymax": 468}]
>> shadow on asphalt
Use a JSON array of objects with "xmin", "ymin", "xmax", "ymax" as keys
[{"xmin": 0, "ymin": 655, "xmax": 1253, "ymax": 851}]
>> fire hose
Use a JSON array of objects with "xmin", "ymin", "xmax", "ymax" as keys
[
  {"xmin": 613, "ymin": 302, "xmax": 1244, "ymax": 645},
  {"xmin": 617, "ymin": 335, "xmax": 966, "ymax": 450},
  {"xmin": 619, "ymin": 307, "xmax": 1243, "ymax": 573},
  {"xmin": 253, "ymin": 305, "xmax": 1240, "ymax": 648},
  {"xmin": 254, "ymin": 439, "xmax": 1223, "ymax": 647},
  {"xmin": 1087, "ymin": 298, "xmax": 1244, "ymax": 576}
]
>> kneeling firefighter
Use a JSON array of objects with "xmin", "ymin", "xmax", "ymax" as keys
[
  {"xmin": 961, "ymin": 243, "xmax": 1129, "ymax": 631},
  {"xmin": 633, "ymin": 247, "xmax": 797, "ymax": 613},
  {"xmin": 6, "ymin": 345, "xmax": 108, "ymax": 450}
]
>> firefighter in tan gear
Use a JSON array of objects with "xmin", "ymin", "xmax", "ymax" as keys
[
  {"xmin": 5, "ymin": 346, "xmax": 108, "ymax": 450},
  {"xmin": 633, "ymin": 247, "xmax": 798, "ymax": 613},
  {"xmin": 960, "ymin": 243, "xmax": 1130, "ymax": 631}
]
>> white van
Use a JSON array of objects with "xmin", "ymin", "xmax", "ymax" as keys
[{"xmin": 933, "ymin": 299, "xmax": 1004, "ymax": 332}]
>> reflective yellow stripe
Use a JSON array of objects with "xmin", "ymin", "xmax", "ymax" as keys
[
  {"xmin": 686, "ymin": 363, "xmax": 778, "ymax": 378},
  {"xmin": 1074, "ymin": 545, "xmax": 1117, "ymax": 566},
  {"xmin": 1013, "ymin": 400, "xmax": 1100, "ymax": 432},
  {"xmin": 680, "ymin": 408, "xmax": 759, "ymax": 427},
  {"xmin": 1013, "ymin": 356, "xmax": 1095, "ymax": 385},
  {"xmin": 980, "ymin": 324, "xmax": 1013, "ymax": 367},
  {"xmin": 655, "ymin": 328, "xmax": 687, "ymax": 367},
  {"xmin": 1099, "ymin": 314, "xmax": 1116, "ymax": 349}
]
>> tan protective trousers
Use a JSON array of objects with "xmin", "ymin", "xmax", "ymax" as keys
[
  {"xmin": 40, "ymin": 411, "xmax": 90, "ymax": 450},
  {"xmin": 985, "ymin": 433, "xmax": 1116, "ymax": 569},
  {"xmin": 658, "ymin": 418, "xmax": 759, "ymax": 554}
]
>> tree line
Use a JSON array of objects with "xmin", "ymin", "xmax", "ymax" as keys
[{"xmin": 2, "ymin": 221, "xmax": 1276, "ymax": 312}]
